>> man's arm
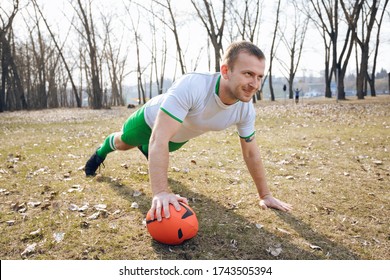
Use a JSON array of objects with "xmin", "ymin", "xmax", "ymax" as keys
[
  {"xmin": 240, "ymin": 136, "xmax": 292, "ymax": 212},
  {"xmin": 148, "ymin": 110, "xmax": 188, "ymax": 221}
]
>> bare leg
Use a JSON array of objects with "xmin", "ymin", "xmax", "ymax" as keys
[{"xmin": 114, "ymin": 132, "xmax": 135, "ymax": 151}]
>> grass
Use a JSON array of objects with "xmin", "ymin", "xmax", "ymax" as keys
[{"xmin": 0, "ymin": 95, "xmax": 389, "ymax": 260}]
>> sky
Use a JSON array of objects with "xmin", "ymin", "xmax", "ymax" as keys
[{"xmin": 7, "ymin": 0, "xmax": 390, "ymax": 86}]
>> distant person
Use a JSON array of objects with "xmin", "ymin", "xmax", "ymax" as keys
[
  {"xmin": 84, "ymin": 41, "xmax": 293, "ymax": 221},
  {"xmin": 295, "ymin": 88, "xmax": 300, "ymax": 104}
]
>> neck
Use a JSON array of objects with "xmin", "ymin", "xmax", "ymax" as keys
[{"xmin": 218, "ymin": 78, "xmax": 238, "ymax": 105}]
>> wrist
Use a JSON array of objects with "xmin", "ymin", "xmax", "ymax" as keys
[
  {"xmin": 153, "ymin": 189, "xmax": 170, "ymax": 196},
  {"xmin": 260, "ymin": 193, "xmax": 271, "ymax": 200}
]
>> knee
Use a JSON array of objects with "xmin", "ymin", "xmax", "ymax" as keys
[{"xmin": 114, "ymin": 133, "xmax": 132, "ymax": 150}]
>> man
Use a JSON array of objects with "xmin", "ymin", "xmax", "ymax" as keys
[
  {"xmin": 295, "ymin": 88, "xmax": 300, "ymax": 104},
  {"xmin": 85, "ymin": 41, "xmax": 292, "ymax": 222}
]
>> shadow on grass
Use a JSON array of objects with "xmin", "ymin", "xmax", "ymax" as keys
[
  {"xmin": 106, "ymin": 176, "xmax": 358, "ymax": 260},
  {"xmin": 274, "ymin": 211, "xmax": 359, "ymax": 260}
]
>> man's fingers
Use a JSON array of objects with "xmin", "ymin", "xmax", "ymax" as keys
[
  {"xmin": 172, "ymin": 199, "xmax": 182, "ymax": 212},
  {"xmin": 162, "ymin": 200, "xmax": 171, "ymax": 219},
  {"xmin": 260, "ymin": 197, "xmax": 293, "ymax": 212},
  {"xmin": 276, "ymin": 200, "xmax": 293, "ymax": 212},
  {"xmin": 282, "ymin": 203, "xmax": 293, "ymax": 212},
  {"xmin": 151, "ymin": 199, "xmax": 163, "ymax": 221},
  {"xmin": 150, "ymin": 193, "xmax": 188, "ymax": 222},
  {"xmin": 149, "ymin": 201, "xmax": 156, "ymax": 220},
  {"xmin": 176, "ymin": 194, "xmax": 188, "ymax": 205},
  {"xmin": 156, "ymin": 206, "xmax": 163, "ymax": 221}
]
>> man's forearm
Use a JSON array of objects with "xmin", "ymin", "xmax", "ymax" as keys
[
  {"xmin": 244, "ymin": 155, "xmax": 271, "ymax": 199},
  {"xmin": 148, "ymin": 140, "xmax": 170, "ymax": 195}
]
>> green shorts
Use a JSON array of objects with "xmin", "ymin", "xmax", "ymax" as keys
[{"xmin": 121, "ymin": 106, "xmax": 187, "ymax": 155}]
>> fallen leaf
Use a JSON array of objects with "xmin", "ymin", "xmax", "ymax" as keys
[
  {"xmin": 133, "ymin": 190, "xmax": 143, "ymax": 197},
  {"xmin": 131, "ymin": 202, "xmax": 139, "ymax": 209},
  {"xmin": 27, "ymin": 201, "xmax": 42, "ymax": 207},
  {"xmin": 267, "ymin": 244, "xmax": 282, "ymax": 257},
  {"xmin": 6, "ymin": 220, "xmax": 15, "ymax": 226},
  {"xmin": 112, "ymin": 210, "xmax": 121, "ymax": 215},
  {"xmin": 87, "ymin": 212, "xmax": 100, "ymax": 220},
  {"xmin": 21, "ymin": 243, "xmax": 37, "ymax": 257},
  {"xmin": 309, "ymin": 244, "xmax": 323, "ymax": 251},
  {"xmin": 372, "ymin": 238, "xmax": 380, "ymax": 244},
  {"xmin": 94, "ymin": 204, "xmax": 107, "ymax": 211},
  {"xmin": 68, "ymin": 185, "xmax": 83, "ymax": 193},
  {"xmin": 109, "ymin": 223, "xmax": 117, "ymax": 229},
  {"xmin": 53, "ymin": 232, "xmax": 65, "ymax": 243},
  {"xmin": 30, "ymin": 228, "xmax": 42, "ymax": 236},
  {"xmin": 68, "ymin": 204, "xmax": 79, "ymax": 211},
  {"xmin": 276, "ymin": 227, "xmax": 291, "ymax": 235},
  {"xmin": 78, "ymin": 204, "xmax": 89, "ymax": 212}
]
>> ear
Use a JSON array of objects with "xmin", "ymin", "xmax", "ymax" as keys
[{"xmin": 220, "ymin": 63, "xmax": 229, "ymax": 79}]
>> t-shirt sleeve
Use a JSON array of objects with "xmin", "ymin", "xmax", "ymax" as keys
[
  {"xmin": 236, "ymin": 104, "xmax": 256, "ymax": 139},
  {"xmin": 159, "ymin": 75, "xmax": 197, "ymax": 123}
]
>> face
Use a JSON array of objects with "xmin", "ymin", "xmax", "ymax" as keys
[{"xmin": 221, "ymin": 52, "xmax": 265, "ymax": 104}]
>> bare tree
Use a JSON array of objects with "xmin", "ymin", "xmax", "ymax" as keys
[
  {"xmin": 308, "ymin": 0, "xmax": 363, "ymax": 100},
  {"xmin": 148, "ymin": 4, "xmax": 167, "ymax": 95},
  {"xmin": 191, "ymin": 0, "xmax": 227, "ymax": 73},
  {"xmin": 354, "ymin": 0, "xmax": 389, "ymax": 99},
  {"xmin": 123, "ymin": 2, "xmax": 146, "ymax": 105},
  {"xmin": 338, "ymin": 0, "xmax": 364, "ymax": 100},
  {"xmin": 278, "ymin": 1, "xmax": 309, "ymax": 100},
  {"xmin": 228, "ymin": 0, "xmax": 262, "ymax": 42},
  {"xmin": 26, "ymin": 3, "xmax": 49, "ymax": 109},
  {"xmin": 31, "ymin": 0, "xmax": 81, "ymax": 108},
  {"xmin": 101, "ymin": 13, "xmax": 126, "ymax": 106},
  {"xmin": 354, "ymin": 0, "xmax": 378, "ymax": 99},
  {"xmin": 0, "ymin": 0, "xmax": 27, "ymax": 111},
  {"xmin": 335, "ymin": 0, "xmax": 363, "ymax": 100},
  {"xmin": 71, "ymin": 0, "xmax": 103, "ymax": 109},
  {"xmin": 150, "ymin": 0, "xmax": 187, "ymax": 76},
  {"xmin": 307, "ymin": 0, "xmax": 339, "ymax": 98},
  {"xmin": 368, "ymin": 0, "xmax": 389, "ymax": 97}
]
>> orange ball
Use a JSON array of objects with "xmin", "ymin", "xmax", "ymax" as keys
[{"xmin": 146, "ymin": 202, "xmax": 199, "ymax": 245}]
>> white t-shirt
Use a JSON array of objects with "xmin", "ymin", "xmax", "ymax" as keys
[{"xmin": 143, "ymin": 73, "xmax": 256, "ymax": 143}]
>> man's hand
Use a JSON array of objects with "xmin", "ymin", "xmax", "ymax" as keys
[
  {"xmin": 259, "ymin": 195, "xmax": 293, "ymax": 212},
  {"xmin": 149, "ymin": 191, "xmax": 188, "ymax": 221}
]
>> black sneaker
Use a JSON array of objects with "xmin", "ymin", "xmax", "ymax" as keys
[{"xmin": 85, "ymin": 151, "xmax": 105, "ymax": 176}]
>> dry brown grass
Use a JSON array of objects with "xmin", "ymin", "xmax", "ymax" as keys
[{"xmin": 0, "ymin": 95, "xmax": 389, "ymax": 260}]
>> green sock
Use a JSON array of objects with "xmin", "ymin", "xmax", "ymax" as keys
[{"xmin": 96, "ymin": 133, "xmax": 116, "ymax": 159}]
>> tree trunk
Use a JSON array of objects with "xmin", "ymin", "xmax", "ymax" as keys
[{"xmin": 268, "ymin": 0, "xmax": 281, "ymax": 101}]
